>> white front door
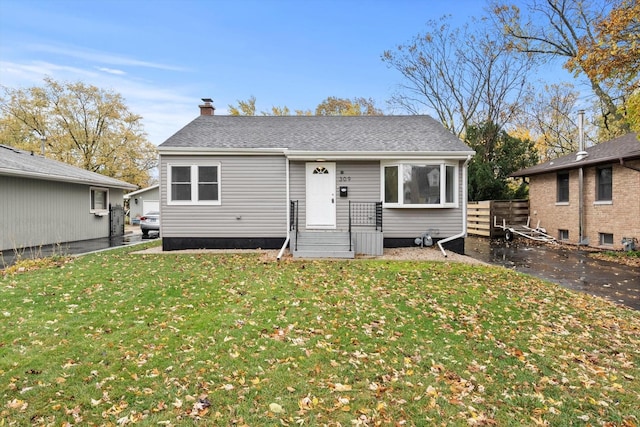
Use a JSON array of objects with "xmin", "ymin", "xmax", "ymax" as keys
[{"xmin": 306, "ymin": 162, "xmax": 336, "ymax": 229}]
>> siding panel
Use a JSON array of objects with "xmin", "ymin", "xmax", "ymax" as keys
[
  {"xmin": 290, "ymin": 161, "xmax": 380, "ymax": 231},
  {"xmin": 157, "ymin": 157, "xmax": 467, "ymax": 242},
  {"xmin": 290, "ymin": 160, "xmax": 466, "ymax": 239},
  {"xmin": 1, "ymin": 176, "xmax": 122, "ymax": 251},
  {"xmin": 160, "ymin": 155, "xmax": 287, "ymax": 238}
]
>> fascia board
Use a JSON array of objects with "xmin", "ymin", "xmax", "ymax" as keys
[
  {"xmin": 124, "ymin": 184, "xmax": 160, "ymax": 198},
  {"xmin": 512, "ymin": 153, "xmax": 640, "ymax": 177},
  {"xmin": 158, "ymin": 147, "xmax": 288, "ymax": 156},
  {"xmin": 285, "ymin": 151, "xmax": 476, "ymax": 160},
  {"xmin": 0, "ymin": 169, "xmax": 137, "ymax": 190},
  {"xmin": 157, "ymin": 147, "xmax": 476, "ymax": 160}
]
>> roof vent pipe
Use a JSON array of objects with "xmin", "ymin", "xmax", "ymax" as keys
[
  {"xmin": 199, "ymin": 98, "xmax": 215, "ymax": 116},
  {"xmin": 576, "ymin": 110, "xmax": 588, "ymax": 161}
]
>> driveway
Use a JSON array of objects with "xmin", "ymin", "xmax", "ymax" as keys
[
  {"xmin": 0, "ymin": 228, "xmax": 151, "ymax": 269},
  {"xmin": 464, "ymin": 236, "xmax": 640, "ymax": 310}
]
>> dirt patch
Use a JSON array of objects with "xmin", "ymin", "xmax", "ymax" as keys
[{"xmin": 133, "ymin": 245, "xmax": 486, "ymax": 265}]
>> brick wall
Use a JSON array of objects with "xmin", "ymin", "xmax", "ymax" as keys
[{"xmin": 529, "ymin": 159, "xmax": 640, "ymax": 250}]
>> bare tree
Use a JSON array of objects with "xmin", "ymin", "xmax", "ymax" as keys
[
  {"xmin": 382, "ymin": 16, "xmax": 535, "ymax": 138},
  {"xmin": 490, "ymin": 0, "xmax": 631, "ymax": 135},
  {"xmin": 512, "ymin": 82, "xmax": 593, "ymax": 160}
]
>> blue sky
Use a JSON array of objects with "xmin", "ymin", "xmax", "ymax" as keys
[{"xmin": 1, "ymin": 0, "xmax": 542, "ymax": 145}]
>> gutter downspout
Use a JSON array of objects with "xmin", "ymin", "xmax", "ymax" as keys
[
  {"xmin": 438, "ymin": 155, "xmax": 472, "ymax": 257},
  {"xmin": 578, "ymin": 110, "xmax": 585, "ymax": 247},
  {"xmin": 277, "ymin": 156, "xmax": 291, "ymax": 260}
]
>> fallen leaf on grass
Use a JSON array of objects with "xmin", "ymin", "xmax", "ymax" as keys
[
  {"xmin": 6, "ymin": 399, "xmax": 28, "ymax": 411},
  {"xmin": 269, "ymin": 402, "xmax": 285, "ymax": 414},
  {"xmin": 332, "ymin": 383, "xmax": 352, "ymax": 392}
]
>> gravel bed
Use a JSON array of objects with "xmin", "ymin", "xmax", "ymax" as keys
[{"xmin": 134, "ymin": 245, "xmax": 487, "ymax": 265}]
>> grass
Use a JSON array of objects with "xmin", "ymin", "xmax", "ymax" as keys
[
  {"xmin": 1, "ymin": 241, "xmax": 639, "ymax": 426},
  {"xmin": 591, "ymin": 250, "xmax": 640, "ymax": 268}
]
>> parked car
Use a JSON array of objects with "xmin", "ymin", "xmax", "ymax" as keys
[{"xmin": 140, "ymin": 211, "xmax": 160, "ymax": 237}]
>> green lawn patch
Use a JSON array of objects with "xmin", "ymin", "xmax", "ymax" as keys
[
  {"xmin": 591, "ymin": 250, "xmax": 640, "ymax": 268},
  {"xmin": 1, "ymin": 243, "xmax": 639, "ymax": 426}
]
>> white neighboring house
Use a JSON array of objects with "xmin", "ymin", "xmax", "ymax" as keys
[
  {"xmin": 0, "ymin": 144, "xmax": 137, "ymax": 252},
  {"xmin": 124, "ymin": 185, "xmax": 160, "ymax": 223}
]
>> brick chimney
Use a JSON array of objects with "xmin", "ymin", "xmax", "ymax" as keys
[{"xmin": 199, "ymin": 98, "xmax": 215, "ymax": 116}]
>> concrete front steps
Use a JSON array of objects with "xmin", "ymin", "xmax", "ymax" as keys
[{"xmin": 291, "ymin": 231, "xmax": 354, "ymax": 259}]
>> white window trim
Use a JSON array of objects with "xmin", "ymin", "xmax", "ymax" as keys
[
  {"xmin": 167, "ymin": 163, "xmax": 221, "ymax": 206},
  {"xmin": 380, "ymin": 161, "xmax": 459, "ymax": 208},
  {"xmin": 90, "ymin": 187, "xmax": 109, "ymax": 214}
]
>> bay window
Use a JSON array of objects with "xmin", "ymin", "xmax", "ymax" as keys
[{"xmin": 382, "ymin": 162, "xmax": 458, "ymax": 207}]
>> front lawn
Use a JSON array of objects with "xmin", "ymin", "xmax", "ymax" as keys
[{"xmin": 1, "ymin": 243, "xmax": 639, "ymax": 426}]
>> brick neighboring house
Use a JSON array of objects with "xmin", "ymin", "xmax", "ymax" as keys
[{"xmin": 511, "ymin": 133, "xmax": 640, "ymax": 250}]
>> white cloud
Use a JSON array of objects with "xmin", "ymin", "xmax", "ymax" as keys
[
  {"xmin": 26, "ymin": 43, "xmax": 188, "ymax": 72},
  {"xmin": 97, "ymin": 67, "xmax": 126, "ymax": 76},
  {"xmin": 0, "ymin": 58, "xmax": 196, "ymax": 145}
]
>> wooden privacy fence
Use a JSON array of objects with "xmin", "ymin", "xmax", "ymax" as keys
[{"xmin": 467, "ymin": 199, "xmax": 529, "ymax": 238}]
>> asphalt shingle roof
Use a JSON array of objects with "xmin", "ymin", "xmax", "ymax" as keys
[
  {"xmin": 0, "ymin": 145, "xmax": 137, "ymax": 190},
  {"xmin": 511, "ymin": 133, "xmax": 640, "ymax": 177},
  {"xmin": 158, "ymin": 115, "xmax": 473, "ymax": 153}
]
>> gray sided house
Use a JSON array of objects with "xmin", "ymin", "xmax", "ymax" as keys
[
  {"xmin": 125, "ymin": 185, "xmax": 160, "ymax": 222},
  {"xmin": 0, "ymin": 145, "xmax": 137, "ymax": 252},
  {"xmin": 158, "ymin": 101, "xmax": 475, "ymax": 258}
]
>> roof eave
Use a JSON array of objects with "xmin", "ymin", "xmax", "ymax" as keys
[
  {"xmin": 511, "ymin": 152, "xmax": 640, "ymax": 177},
  {"xmin": 124, "ymin": 184, "xmax": 160, "ymax": 198},
  {"xmin": 285, "ymin": 150, "xmax": 475, "ymax": 160},
  {"xmin": 158, "ymin": 147, "xmax": 288, "ymax": 155},
  {"xmin": 0, "ymin": 169, "xmax": 137, "ymax": 190},
  {"xmin": 158, "ymin": 146, "xmax": 476, "ymax": 160}
]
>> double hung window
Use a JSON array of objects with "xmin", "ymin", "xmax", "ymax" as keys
[
  {"xmin": 90, "ymin": 187, "xmax": 109, "ymax": 213},
  {"xmin": 168, "ymin": 164, "xmax": 220, "ymax": 205},
  {"xmin": 556, "ymin": 172, "xmax": 569, "ymax": 203},
  {"xmin": 596, "ymin": 166, "xmax": 612, "ymax": 202}
]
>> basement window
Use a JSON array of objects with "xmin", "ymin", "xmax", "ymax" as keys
[
  {"xmin": 599, "ymin": 233, "xmax": 614, "ymax": 246},
  {"xmin": 558, "ymin": 229, "xmax": 569, "ymax": 241}
]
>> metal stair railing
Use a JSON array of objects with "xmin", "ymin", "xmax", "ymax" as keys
[{"xmin": 348, "ymin": 201, "xmax": 383, "ymax": 252}]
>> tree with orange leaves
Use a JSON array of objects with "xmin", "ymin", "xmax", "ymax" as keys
[{"xmin": 491, "ymin": 0, "xmax": 637, "ymax": 137}]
